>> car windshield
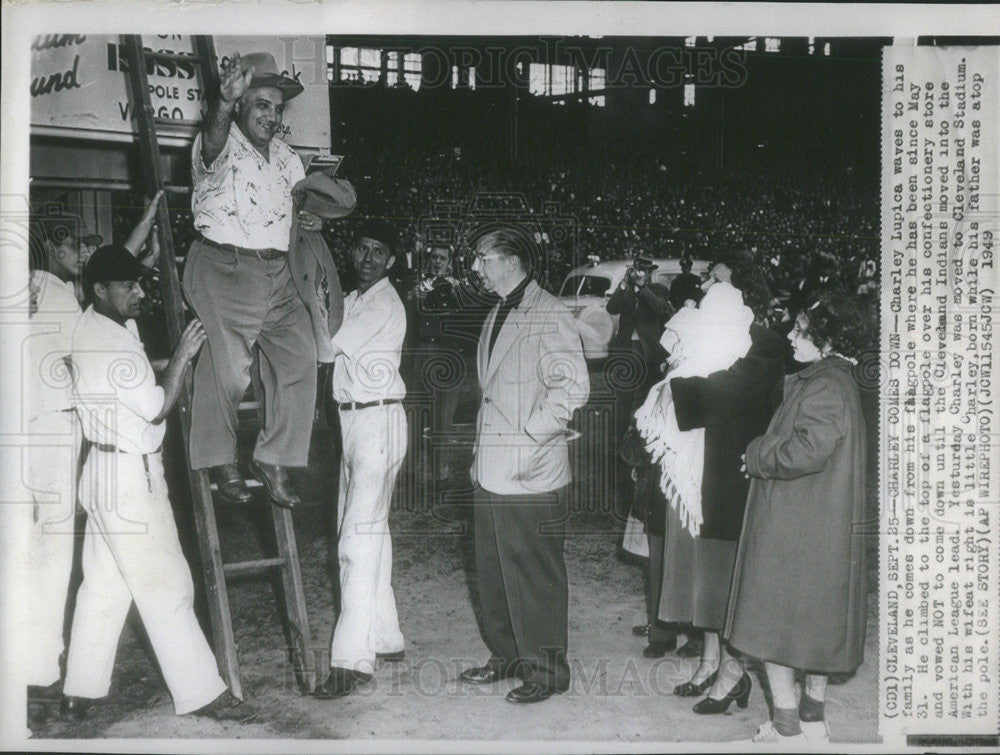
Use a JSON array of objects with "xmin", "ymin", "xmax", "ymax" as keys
[{"xmin": 560, "ymin": 275, "xmax": 611, "ymax": 297}]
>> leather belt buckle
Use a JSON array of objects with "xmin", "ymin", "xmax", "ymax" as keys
[
  {"xmin": 200, "ymin": 234, "xmax": 284, "ymax": 260},
  {"xmin": 338, "ymin": 398, "xmax": 402, "ymax": 412}
]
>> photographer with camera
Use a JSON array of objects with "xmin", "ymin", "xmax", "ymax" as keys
[
  {"xmin": 605, "ymin": 251, "xmax": 676, "ymax": 655},
  {"xmin": 606, "ymin": 252, "xmax": 674, "ymax": 449}
]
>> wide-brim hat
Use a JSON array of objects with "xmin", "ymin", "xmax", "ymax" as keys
[
  {"xmin": 240, "ymin": 52, "xmax": 304, "ymax": 101},
  {"xmin": 633, "ymin": 252, "xmax": 658, "ymax": 270}
]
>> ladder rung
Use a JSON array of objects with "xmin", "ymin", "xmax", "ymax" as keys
[
  {"xmin": 209, "ymin": 478, "xmax": 262, "ymax": 491},
  {"xmin": 223, "ymin": 557, "xmax": 285, "ymax": 575},
  {"xmin": 154, "ymin": 118, "xmax": 204, "ymax": 128},
  {"xmin": 143, "ymin": 50, "xmax": 209, "ymax": 64}
]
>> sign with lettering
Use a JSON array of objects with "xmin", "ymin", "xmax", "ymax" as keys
[{"xmin": 30, "ymin": 34, "xmax": 330, "ymax": 151}]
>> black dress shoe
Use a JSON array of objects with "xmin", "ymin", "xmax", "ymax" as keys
[
  {"xmin": 313, "ymin": 667, "xmax": 373, "ymax": 699},
  {"xmin": 59, "ymin": 695, "xmax": 93, "ymax": 721},
  {"xmin": 642, "ymin": 636, "xmax": 679, "ymax": 658},
  {"xmin": 692, "ymin": 673, "xmax": 752, "ymax": 714},
  {"xmin": 631, "ymin": 623, "xmax": 651, "ymax": 637},
  {"xmin": 505, "ymin": 682, "xmax": 556, "ymax": 704},
  {"xmin": 191, "ymin": 690, "xmax": 258, "ymax": 722},
  {"xmin": 673, "ymin": 670, "xmax": 718, "ymax": 697},
  {"xmin": 376, "ymin": 650, "xmax": 405, "ymax": 663},
  {"xmin": 250, "ymin": 459, "xmax": 300, "ymax": 508},
  {"xmin": 210, "ymin": 464, "xmax": 252, "ymax": 505},
  {"xmin": 459, "ymin": 664, "xmax": 518, "ymax": 685}
]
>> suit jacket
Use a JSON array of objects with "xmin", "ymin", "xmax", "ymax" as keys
[
  {"xmin": 473, "ymin": 279, "xmax": 590, "ymax": 496},
  {"xmin": 288, "ymin": 172, "xmax": 356, "ymax": 362},
  {"xmin": 606, "ymin": 282, "xmax": 673, "ymax": 363}
]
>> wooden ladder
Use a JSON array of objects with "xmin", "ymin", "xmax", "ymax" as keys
[{"xmin": 120, "ymin": 34, "xmax": 317, "ymax": 698}]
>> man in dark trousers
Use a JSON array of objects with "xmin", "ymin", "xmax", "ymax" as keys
[
  {"xmin": 459, "ymin": 226, "xmax": 589, "ymax": 704},
  {"xmin": 606, "ymin": 252, "xmax": 673, "ymax": 508},
  {"xmin": 605, "ymin": 252, "xmax": 678, "ymax": 656}
]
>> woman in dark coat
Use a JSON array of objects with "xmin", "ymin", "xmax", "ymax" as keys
[
  {"xmin": 725, "ymin": 292, "xmax": 870, "ymax": 745},
  {"xmin": 656, "ymin": 248, "xmax": 786, "ymax": 712}
]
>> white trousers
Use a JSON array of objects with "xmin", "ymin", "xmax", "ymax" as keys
[
  {"xmin": 20, "ymin": 410, "xmax": 80, "ymax": 686},
  {"xmin": 329, "ymin": 404, "xmax": 407, "ymax": 674},
  {"xmin": 62, "ymin": 449, "xmax": 226, "ymax": 714}
]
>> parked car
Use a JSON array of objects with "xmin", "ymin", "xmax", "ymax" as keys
[{"xmin": 559, "ymin": 257, "xmax": 710, "ymax": 359}]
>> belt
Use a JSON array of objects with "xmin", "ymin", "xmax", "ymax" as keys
[
  {"xmin": 338, "ymin": 398, "xmax": 403, "ymax": 411},
  {"xmin": 93, "ymin": 442, "xmax": 161, "ymax": 456},
  {"xmin": 198, "ymin": 234, "xmax": 286, "ymax": 260},
  {"xmin": 93, "ymin": 443, "xmax": 159, "ymax": 491}
]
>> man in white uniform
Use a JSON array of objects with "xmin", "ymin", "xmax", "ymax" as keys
[
  {"xmin": 22, "ymin": 199, "xmax": 160, "ymax": 723},
  {"xmin": 60, "ymin": 245, "xmax": 254, "ymax": 723},
  {"xmin": 314, "ymin": 220, "xmax": 408, "ymax": 699}
]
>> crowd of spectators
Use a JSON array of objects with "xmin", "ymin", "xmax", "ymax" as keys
[
  {"xmin": 323, "ymin": 144, "xmax": 879, "ymax": 324},
  {"xmin": 112, "ymin": 131, "xmax": 879, "ymax": 331}
]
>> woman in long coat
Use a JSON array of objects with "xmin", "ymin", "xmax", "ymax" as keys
[
  {"xmin": 656, "ymin": 248, "xmax": 786, "ymax": 712},
  {"xmin": 725, "ymin": 292, "xmax": 870, "ymax": 745}
]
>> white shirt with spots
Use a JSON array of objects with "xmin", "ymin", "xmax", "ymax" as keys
[{"xmin": 191, "ymin": 122, "xmax": 304, "ymax": 251}]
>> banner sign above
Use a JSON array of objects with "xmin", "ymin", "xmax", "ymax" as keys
[{"xmin": 30, "ymin": 34, "xmax": 330, "ymax": 151}]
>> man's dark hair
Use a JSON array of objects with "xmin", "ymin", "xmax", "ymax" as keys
[{"xmin": 680, "ymin": 257, "xmax": 693, "ymax": 272}]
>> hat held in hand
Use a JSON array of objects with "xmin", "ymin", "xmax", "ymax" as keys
[{"xmin": 239, "ymin": 51, "xmax": 304, "ymax": 101}]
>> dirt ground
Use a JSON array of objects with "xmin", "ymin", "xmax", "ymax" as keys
[{"xmin": 30, "ymin": 366, "xmax": 880, "ymax": 746}]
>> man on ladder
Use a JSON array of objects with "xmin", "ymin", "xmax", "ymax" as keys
[{"xmin": 186, "ymin": 51, "xmax": 321, "ymax": 508}]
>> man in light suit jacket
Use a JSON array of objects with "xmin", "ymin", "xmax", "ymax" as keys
[{"xmin": 459, "ymin": 226, "xmax": 590, "ymax": 704}]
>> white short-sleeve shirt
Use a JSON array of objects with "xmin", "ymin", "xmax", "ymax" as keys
[
  {"xmin": 191, "ymin": 122, "xmax": 304, "ymax": 251},
  {"xmin": 71, "ymin": 306, "xmax": 166, "ymax": 454},
  {"xmin": 331, "ymin": 277, "xmax": 407, "ymax": 404}
]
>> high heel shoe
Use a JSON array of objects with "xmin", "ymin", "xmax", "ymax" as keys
[
  {"xmin": 673, "ymin": 669, "xmax": 718, "ymax": 697},
  {"xmin": 692, "ymin": 672, "xmax": 752, "ymax": 714}
]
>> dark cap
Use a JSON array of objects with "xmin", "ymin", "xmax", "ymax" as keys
[
  {"xmin": 356, "ymin": 218, "xmax": 398, "ymax": 256},
  {"xmin": 83, "ymin": 245, "xmax": 147, "ymax": 294}
]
